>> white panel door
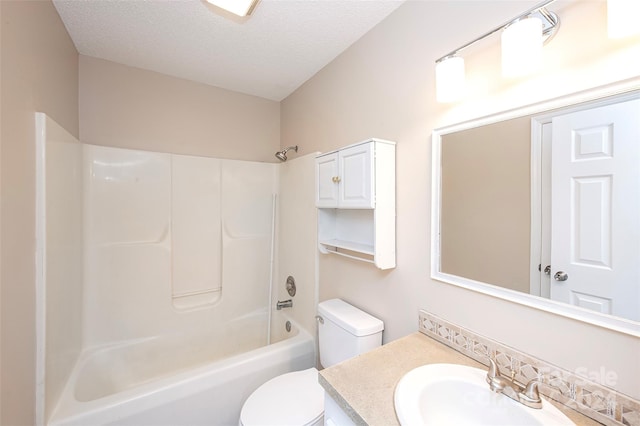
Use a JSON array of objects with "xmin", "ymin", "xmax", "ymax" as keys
[
  {"xmin": 551, "ymin": 98, "xmax": 640, "ymax": 321},
  {"xmin": 338, "ymin": 142, "xmax": 374, "ymax": 208},
  {"xmin": 316, "ymin": 152, "xmax": 339, "ymax": 207}
]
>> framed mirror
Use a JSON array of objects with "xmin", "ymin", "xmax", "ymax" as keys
[{"xmin": 431, "ymin": 80, "xmax": 640, "ymax": 337}]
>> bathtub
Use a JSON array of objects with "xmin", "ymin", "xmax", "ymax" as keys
[{"xmin": 48, "ymin": 312, "xmax": 315, "ymax": 426}]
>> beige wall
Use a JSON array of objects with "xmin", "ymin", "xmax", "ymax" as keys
[
  {"xmin": 441, "ymin": 117, "xmax": 530, "ymax": 293},
  {"xmin": 276, "ymin": 153, "xmax": 319, "ymax": 338},
  {"xmin": 0, "ymin": 1, "xmax": 79, "ymax": 425},
  {"xmin": 80, "ymin": 56, "xmax": 280, "ymax": 162},
  {"xmin": 282, "ymin": 0, "xmax": 640, "ymax": 399}
]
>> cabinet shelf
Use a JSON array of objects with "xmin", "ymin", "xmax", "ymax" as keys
[
  {"xmin": 316, "ymin": 139, "xmax": 396, "ymax": 270},
  {"xmin": 319, "ymin": 239, "xmax": 375, "ymax": 255}
]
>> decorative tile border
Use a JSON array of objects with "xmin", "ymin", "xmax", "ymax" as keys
[{"xmin": 419, "ymin": 310, "xmax": 640, "ymax": 426}]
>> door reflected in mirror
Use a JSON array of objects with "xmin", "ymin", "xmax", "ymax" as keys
[{"xmin": 432, "ymin": 87, "xmax": 640, "ymax": 331}]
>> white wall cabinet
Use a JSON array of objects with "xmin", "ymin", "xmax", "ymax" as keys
[
  {"xmin": 316, "ymin": 139, "xmax": 396, "ymax": 269},
  {"xmin": 316, "ymin": 152, "xmax": 340, "ymax": 207},
  {"xmin": 316, "ymin": 143, "xmax": 374, "ymax": 209}
]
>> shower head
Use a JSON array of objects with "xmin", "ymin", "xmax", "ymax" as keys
[{"xmin": 275, "ymin": 146, "xmax": 298, "ymax": 162}]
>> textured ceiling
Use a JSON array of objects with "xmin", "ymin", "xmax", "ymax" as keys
[{"xmin": 53, "ymin": 0, "xmax": 405, "ymax": 101}]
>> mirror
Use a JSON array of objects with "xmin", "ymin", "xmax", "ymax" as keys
[{"xmin": 431, "ymin": 82, "xmax": 640, "ymax": 336}]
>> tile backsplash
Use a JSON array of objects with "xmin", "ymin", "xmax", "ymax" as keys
[{"xmin": 419, "ymin": 310, "xmax": 640, "ymax": 426}]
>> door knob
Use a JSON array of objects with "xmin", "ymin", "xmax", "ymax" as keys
[
  {"xmin": 544, "ymin": 265, "xmax": 551, "ymax": 275},
  {"xmin": 332, "ymin": 176, "xmax": 341, "ymax": 183},
  {"xmin": 554, "ymin": 271, "xmax": 568, "ymax": 281}
]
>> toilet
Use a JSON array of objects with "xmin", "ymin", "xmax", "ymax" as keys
[{"xmin": 239, "ymin": 298, "xmax": 384, "ymax": 426}]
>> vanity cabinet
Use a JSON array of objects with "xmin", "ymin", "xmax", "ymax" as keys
[
  {"xmin": 315, "ymin": 139, "xmax": 396, "ymax": 270},
  {"xmin": 324, "ymin": 393, "xmax": 357, "ymax": 426}
]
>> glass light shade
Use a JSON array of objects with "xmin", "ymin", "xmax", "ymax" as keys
[
  {"xmin": 501, "ymin": 17, "xmax": 543, "ymax": 78},
  {"xmin": 435, "ymin": 56, "xmax": 465, "ymax": 103},
  {"xmin": 206, "ymin": 0, "xmax": 259, "ymax": 16},
  {"xmin": 608, "ymin": 0, "xmax": 640, "ymax": 38}
]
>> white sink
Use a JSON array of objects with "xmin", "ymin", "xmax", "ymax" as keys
[{"xmin": 394, "ymin": 363, "xmax": 575, "ymax": 426}]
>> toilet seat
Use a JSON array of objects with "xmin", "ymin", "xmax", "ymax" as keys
[{"xmin": 239, "ymin": 367, "xmax": 324, "ymax": 426}]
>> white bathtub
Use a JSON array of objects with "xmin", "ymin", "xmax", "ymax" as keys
[{"xmin": 48, "ymin": 313, "xmax": 315, "ymax": 426}]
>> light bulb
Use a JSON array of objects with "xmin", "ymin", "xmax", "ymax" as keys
[
  {"xmin": 608, "ymin": 0, "xmax": 640, "ymax": 39},
  {"xmin": 435, "ymin": 56, "xmax": 465, "ymax": 103},
  {"xmin": 502, "ymin": 18, "xmax": 543, "ymax": 78}
]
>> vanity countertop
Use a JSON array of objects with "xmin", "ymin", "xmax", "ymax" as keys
[{"xmin": 318, "ymin": 332, "xmax": 601, "ymax": 426}]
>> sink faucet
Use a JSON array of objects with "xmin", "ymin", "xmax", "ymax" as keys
[
  {"xmin": 486, "ymin": 358, "xmax": 543, "ymax": 409},
  {"xmin": 276, "ymin": 299, "xmax": 293, "ymax": 310}
]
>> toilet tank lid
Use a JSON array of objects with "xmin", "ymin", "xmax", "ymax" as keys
[{"xmin": 318, "ymin": 299, "xmax": 384, "ymax": 336}]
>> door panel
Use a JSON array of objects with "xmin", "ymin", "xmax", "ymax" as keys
[
  {"xmin": 551, "ymin": 98, "xmax": 640, "ymax": 321},
  {"xmin": 572, "ymin": 176, "xmax": 612, "ymax": 267},
  {"xmin": 338, "ymin": 143, "xmax": 374, "ymax": 208},
  {"xmin": 316, "ymin": 152, "xmax": 339, "ymax": 207}
]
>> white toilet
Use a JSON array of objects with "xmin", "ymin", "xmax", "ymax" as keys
[{"xmin": 239, "ymin": 298, "xmax": 384, "ymax": 426}]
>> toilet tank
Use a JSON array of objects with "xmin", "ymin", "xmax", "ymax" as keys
[{"xmin": 317, "ymin": 299, "xmax": 384, "ymax": 368}]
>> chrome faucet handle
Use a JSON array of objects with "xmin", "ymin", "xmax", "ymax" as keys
[
  {"xmin": 519, "ymin": 379, "xmax": 544, "ymax": 409},
  {"xmin": 523, "ymin": 379, "xmax": 541, "ymax": 401},
  {"xmin": 487, "ymin": 357, "xmax": 501, "ymax": 378},
  {"xmin": 522, "ymin": 374, "xmax": 563, "ymax": 407},
  {"xmin": 486, "ymin": 358, "xmax": 508, "ymax": 392},
  {"xmin": 488, "ymin": 357, "xmax": 518, "ymax": 382}
]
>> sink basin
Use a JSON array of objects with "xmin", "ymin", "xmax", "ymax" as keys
[{"xmin": 394, "ymin": 363, "xmax": 575, "ymax": 426}]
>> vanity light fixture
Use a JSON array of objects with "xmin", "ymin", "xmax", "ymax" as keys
[
  {"xmin": 607, "ymin": 0, "xmax": 640, "ymax": 39},
  {"xmin": 501, "ymin": 17, "xmax": 543, "ymax": 78},
  {"xmin": 435, "ymin": 56, "xmax": 465, "ymax": 103},
  {"xmin": 434, "ymin": 0, "xmax": 560, "ymax": 102},
  {"xmin": 205, "ymin": 0, "xmax": 260, "ymax": 17}
]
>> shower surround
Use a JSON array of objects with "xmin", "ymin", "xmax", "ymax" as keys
[
  {"xmin": 83, "ymin": 144, "xmax": 278, "ymax": 345},
  {"xmin": 36, "ymin": 114, "xmax": 318, "ymax": 424}
]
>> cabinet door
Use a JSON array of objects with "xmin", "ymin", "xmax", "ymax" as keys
[
  {"xmin": 339, "ymin": 143, "xmax": 374, "ymax": 208},
  {"xmin": 316, "ymin": 152, "xmax": 339, "ymax": 207}
]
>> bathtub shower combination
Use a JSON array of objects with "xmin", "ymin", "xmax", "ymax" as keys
[
  {"xmin": 36, "ymin": 114, "xmax": 316, "ymax": 425},
  {"xmin": 50, "ymin": 313, "xmax": 314, "ymax": 426}
]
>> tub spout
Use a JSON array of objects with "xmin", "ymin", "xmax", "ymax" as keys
[{"xmin": 276, "ymin": 299, "xmax": 293, "ymax": 310}]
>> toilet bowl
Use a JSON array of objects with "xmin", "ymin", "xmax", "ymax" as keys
[{"xmin": 239, "ymin": 299, "xmax": 384, "ymax": 426}]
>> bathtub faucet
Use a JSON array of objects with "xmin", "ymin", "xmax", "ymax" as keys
[{"xmin": 276, "ymin": 299, "xmax": 293, "ymax": 310}]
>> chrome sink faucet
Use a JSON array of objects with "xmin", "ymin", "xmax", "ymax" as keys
[{"xmin": 486, "ymin": 358, "xmax": 543, "ymax": 409}]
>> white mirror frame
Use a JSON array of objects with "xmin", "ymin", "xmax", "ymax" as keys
[{"xmin": 431, "ymin": 78, "xmax": 640, "ymax": 338}]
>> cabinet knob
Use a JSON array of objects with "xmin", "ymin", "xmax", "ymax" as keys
[{"xmin": 332, "ymin": 176, "xmax": 341, "ymax": 183}]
